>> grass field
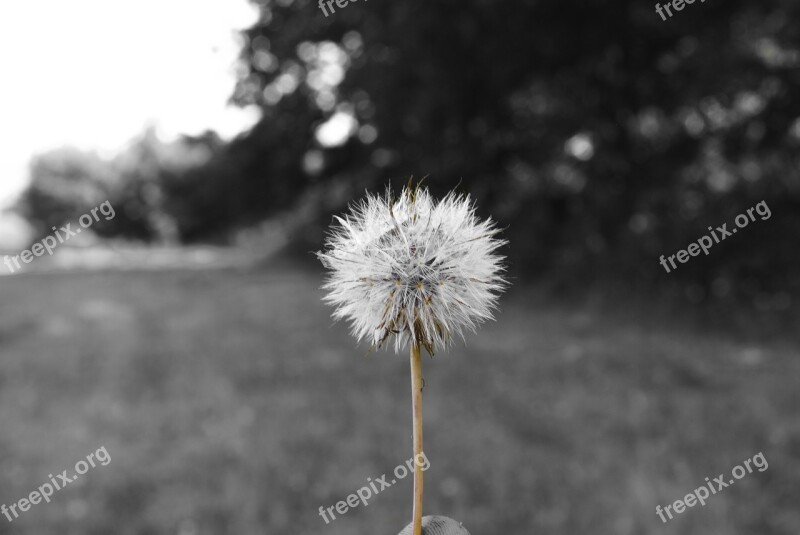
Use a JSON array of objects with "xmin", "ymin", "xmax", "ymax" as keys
[{"xmin": 0, "ymin": 258, "xmax": 797, "ymax": 535}]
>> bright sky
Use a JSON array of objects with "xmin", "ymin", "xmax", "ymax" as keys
[{"xmin": 0, "ymin": 0, "xmax": 261, "ymax": 208}]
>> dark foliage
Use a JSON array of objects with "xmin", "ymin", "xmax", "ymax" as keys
[{"xmin": 19, "ymin": 0, "xmax": 800, "ymax": 301}]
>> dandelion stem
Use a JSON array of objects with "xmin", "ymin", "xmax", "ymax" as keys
[{"xmin": 410, "ymin": 341, "xmax": 424, "ymax": 535}]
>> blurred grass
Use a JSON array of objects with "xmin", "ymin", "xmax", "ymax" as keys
[{"xmin": 0, "ymin": 258, "xmax": 798, "ymax": 535}]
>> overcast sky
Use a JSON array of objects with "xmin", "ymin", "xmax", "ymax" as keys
[{"xmin": 0, "ymin": 0, "xmax": 261, "ymax": 208}]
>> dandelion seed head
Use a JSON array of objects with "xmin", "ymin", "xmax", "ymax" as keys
[{"xmin": 317, "ymin": 184, "xmax": 507, "ymax": 354}]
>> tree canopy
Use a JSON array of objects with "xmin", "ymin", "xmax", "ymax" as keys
[{"xmin": 19, "ymin": 0, "xmax": 800, "ymax": 301}]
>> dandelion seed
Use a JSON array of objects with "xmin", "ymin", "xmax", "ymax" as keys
[
  {"xmin": 317, "ymin": 183, "xmax": 507, "ymax": 354},
  {"xmin": 317, "ymin": 182, "xmax": 508, "ymax": 535}
]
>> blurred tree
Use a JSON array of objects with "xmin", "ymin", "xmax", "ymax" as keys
[
  {"xmin": 19, "ymin": 147, "xmax": 114, "ymax": 238},
  {"xmin": 224, "ymin": 0, "xmax": 800, "ymax": 299},
  {"xmin": 18, "ymin": 0, "xmax": 800, "ymax": 302},
  {"xmin": 18, "ymin": 128, "xmax": 216, "ymax": 243},
  {"xmin": 160, "ymin": 94, "xmax": 323, "ymax": 241}
]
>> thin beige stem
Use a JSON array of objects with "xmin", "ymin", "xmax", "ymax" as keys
[{"xmin": 409, "ymin": 342, "xmax": 424, "ymax": 535}]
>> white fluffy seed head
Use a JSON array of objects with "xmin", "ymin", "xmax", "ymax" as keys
[{"xmin": 317, "ymin": 184, "xmax": 507, "ymax": 354}]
